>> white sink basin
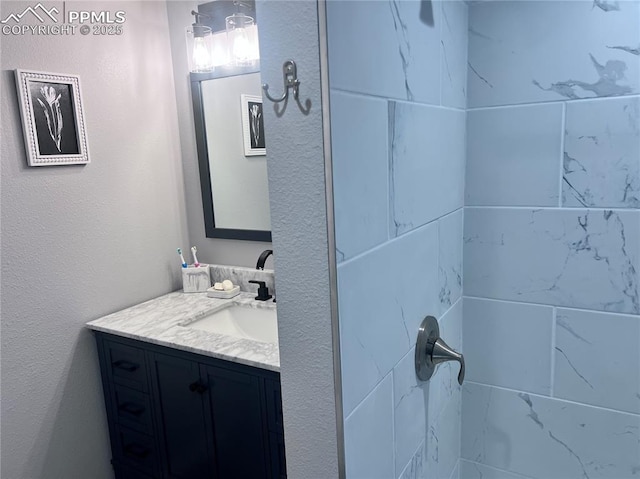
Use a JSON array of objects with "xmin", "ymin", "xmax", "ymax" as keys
[{"xmin": 182, "ymin": 304, "xmax": 278, "ymax": 344}]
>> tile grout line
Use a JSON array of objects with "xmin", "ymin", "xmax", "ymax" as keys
[
  {"xmin": 465, "ymin": 380, "xmax": 640, "ymax": 417},
  {"xmin": 344, "ymin": 370, "xmax": 391, "ymax": 422},
  {"xmin": 391, "ymin": 368, "xmax": 396, "ymax": 478},
  {"xmin": 550, "ymin": 307, "xmax": 557, "ymax": 397},
  {"xmin": 339, "ymin": 206, "xmax": 464, "ymax": 267},
  {"xmin": 437, "ymin": 217, "xmax": 442, "ymax": 318},
  {"xmin": 463, "ymin": 294, "xmax": 639, "ymax": 317},
  {"xmin": 438, "ymin": 0, "xmax": 443, "ymax": 109},
  {"xmin": 386, "ymin": 99, "xmax": 392, "ymax": 243},
  {"xmin": 459, "ymin": 459, "xmax": 535, "ymax": 479},
  {"xmin": 467, "ymin": 93, "xmax": 640, "ymax": 111},
  {"xmin": 558, "ymin": 102, "xmax": 566, "ymax": 208},
  {"xmin": 448, "ymin": 457, "xmax": 461, "ymax": 479},
  {"xmin": 329, "ymin": 87, "xmax": 466, "ymax": 112},
  {"xmin": 397, "ymin": 439, "xmax": 426, "ymax": 479},
  {"xmin": 464, "ymin": 206, "xmax": 636, "ymax": 211}
]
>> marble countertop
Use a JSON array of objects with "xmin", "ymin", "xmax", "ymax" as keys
[{"xmin": 86, "ymin": 292, "xmax": 280, "ymax": 372}]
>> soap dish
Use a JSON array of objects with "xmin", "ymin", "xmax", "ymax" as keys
[{"xmin": 207, "ymin": 285, "xmax": 240, "ymax": 299}]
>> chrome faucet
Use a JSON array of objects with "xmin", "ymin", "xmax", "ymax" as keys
[{"xmin": 256, "ymin": 249, "xmax": 273, "ymax": 270}]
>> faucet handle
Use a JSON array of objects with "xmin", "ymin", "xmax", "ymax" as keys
[
  {"xmin": 415, "ymin": 315, "xmax": 465, "ymax": 385},
  {"xmin": 249, "ymin": 280, "xmax": 272, "ymax": 301},
  {"xmin": 431, "ymin": 337, "xmax": 465, "ymax": 385}
]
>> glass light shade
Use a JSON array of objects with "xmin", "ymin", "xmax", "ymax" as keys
[
  {"xmin": 210, "ymin": 30, "xmax": 230, "ymax": 67},
  {"xmin": 186, "ymin": 25, "xmax": 214, "ymax": 72},
  {"xmin": 225, "ymin": 14, "xmax": 260, "ymax": 67}
]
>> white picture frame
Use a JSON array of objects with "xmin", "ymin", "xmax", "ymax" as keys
[
  {"xmin": 240, "ymin": 94, "xmax": 266, "ymax": 156},
  {"xmin": 15, "ymin": 69, "xmax": 89, "ymax": 166}
]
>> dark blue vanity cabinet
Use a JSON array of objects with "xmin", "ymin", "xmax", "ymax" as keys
[{"xmin": 94, "ymin": 332, "xmax": 286, "ymax": 479}]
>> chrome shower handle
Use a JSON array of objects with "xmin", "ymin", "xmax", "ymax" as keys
[
  {"xmin": 431, "ymin": 337, "xmax": 465, "ymax": 385},
  {"xmin": 415, "ymin": 316, "xmax": 465, "ymax": 385}
]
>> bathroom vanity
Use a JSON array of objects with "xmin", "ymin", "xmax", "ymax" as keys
[{"xmin": 87, "ymin": 292, "xmax": 284, "ymax": 479}]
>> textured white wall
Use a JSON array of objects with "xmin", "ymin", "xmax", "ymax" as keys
[
  {"xmin": 165, "ymin": 0, "xmax": 272, "ymax": 268},
  {"xmin": 0, "ymin": 1, "xmax": 189, "ymax": 477},
  {"xmin": 256, "ymin": 0, "xmax": 341, "ymax": 477}
]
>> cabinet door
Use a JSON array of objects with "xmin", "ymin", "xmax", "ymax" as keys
[
  {"xmin": 201, "ymin": 364, "xmax": 270, "ymax": 478},
  {"xmin": 149, "ymin": 352, "xmax": 214, "ymax": 479}
]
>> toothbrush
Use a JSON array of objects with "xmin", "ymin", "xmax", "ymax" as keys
[
  {"xmin": 177, "ymin": 248, "xmax": 188, "ymax": 268},
  {"xmin": 191, "ymin": 246, "xmax": 200, "ymax": 267}
]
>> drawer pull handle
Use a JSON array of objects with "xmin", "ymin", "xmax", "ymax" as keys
[
  {"xmin": 118, "ymin": 402, "xmax": 145, "ymax": 417},
  {"xmin": 124, "ymin": 443, "xmax": 150, "ymax": 459},
  {"xmin": 189, "ymin": 381, "xmax": 207, "ymax": 394},
  {"xmin": 112, "ymin": 360, "xmax": 139, "ymax": 372}
]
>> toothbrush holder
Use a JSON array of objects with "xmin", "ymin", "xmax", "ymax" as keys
[{"xmin": 182, "ymin": 264, "xmax": 211, "ymax": 293}]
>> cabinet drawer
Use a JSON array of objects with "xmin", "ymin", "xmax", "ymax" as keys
[
  {"xmin": 112, "ymin": 461, "xmax": 155, "ymax": 479},
  {"xmin": 265, "ymin": 378, "xmax": 284, "ymax": 433},
  {"xmin": 105, "ymin": 340, "xmax": 149, "ymax": 392},
  {"xmin": 111, "ymin": 385, "xmax": 153, "ymax": 435},
  {"xmin": 269, "ymin": 432, "xmax": 287, "ymax": 479},
  {"xmin": 113, "ymin": 425, "xmax": 158, "ymax": 475}
]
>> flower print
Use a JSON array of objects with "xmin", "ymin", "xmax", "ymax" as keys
[
  {"xmin": 250, "ymin": 103, "xmax": 261, "ymax": 146},
  {"xmin": 36, "ymin": 85, "xmax": 63, "ymax": 152}
]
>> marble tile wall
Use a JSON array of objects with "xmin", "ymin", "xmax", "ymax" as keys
[
  {"xmin": 461, "ymin": 384, "xmax": 640, "ymax": 479},
  {"xmin": 466, "ymin": 1, "xmax": 639, "ymax": 107},
  {"xmin": 465, "ymin": 104, "xmax": 563, "ymax": 207},
  {"xmin": 563, "ymin": 97, "xmax": 640, "ymax": 208},
  {"xmin": 464, "ymin": 208, "xmax": 639, "ymax": 314},
  {"xmin": 463, "ymin": 1, "xmax": 640, "ymax": 478},
  {"xmin": 327, "ymin": 1, "xmax": 468, "ymax": 477}
]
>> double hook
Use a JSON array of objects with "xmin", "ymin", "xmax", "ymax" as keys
[{"xmin": 262, "ymin": 60, "xmax": 301, "ymax": 104}]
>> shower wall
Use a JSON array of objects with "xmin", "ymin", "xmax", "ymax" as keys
[
  {"xmin": 326, "ymin": 1, "xmax": 468, "ymax": 477},
  {"xmin": 461, "ymin": 2, "xmax": 640, "ymax": 478}
]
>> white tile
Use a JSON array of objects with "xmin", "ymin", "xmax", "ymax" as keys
[
  {"xmin": 563, "ymin": 97, "xmax": 640, "ymax": 208},
  {"xmin": 554, "ymin": 308, "xmax": 640, "ymax": 414},
  {"xmin": 390, "ymin": 102, "xmax": 465, "ymax": 236},
  {"xmin": 327, "ymin": 0, "xmax": 441, "ymax": 104},
  {"xmin": 399, "ymin": 441, "xmax": 427, "ymax": 479},
  {"xmin": 466, "ymin": 104, "xmax": 563, "ymax": 207},
  {"xmin": 439, "ymin": 210, "xmax": 464, "ymax": 314},
  {"xmin": 441, "ymin": 0, "xmax": 468, "ymax": 109},
  {"xmin": 394, "ymin": 349, "xmax": 428, "ymax": 477},
  {"xmin": 464, "ymin": 208, "xmax": 640, "ymax": 314},
  {"xmin": 467, "ymin": 1, "xmax": 640, "ymax": 107},
  {"xmin": 459, "ymin": 460, "xmax": 533, "ymax": 479},
  {"xmin": 338, "ymin": 222, "xmax": 440, "ymax": 416},
  {"xmin": 427, "ymin": 385, "xmax": 461, "ymax": 479},
  {"xmin": 449, "ymin": 460, "xmax": 460, "ymax": 479},
  {"xmin": 463, "ymin": 298, "xmax": 553, "ymax": 395},
  {"xmin": 344, "ymin": 374, "xmax": 395, "ymax": 479},
  {"xmin": 462, "ymin": 383, "xmax": 640, "ymax": 478},
  {"xmin": 330, "ymin": 90, "xmax": 389, "ymax": 262}
]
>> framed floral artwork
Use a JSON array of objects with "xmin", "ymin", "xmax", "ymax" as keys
[
  {"xmin": 240, "ymin": 94, "xmax": 266, "ymax": 156},
  {"xmin": 15, "ymin": 70, "xmax": 89, "ymax": 166}
]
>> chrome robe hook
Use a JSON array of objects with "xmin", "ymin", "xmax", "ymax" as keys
[{"xmin": 262, "ymin": 60, "xmax": 300, "ymax": 103}]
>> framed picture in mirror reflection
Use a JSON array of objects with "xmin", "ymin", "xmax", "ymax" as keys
[{"xmin": 241, "ymin": 94, "xmax": 266, "ymax": 156}]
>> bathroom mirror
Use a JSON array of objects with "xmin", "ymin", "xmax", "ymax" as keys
[
  {"xmin": 190, "ymin": 0, "xmax": 271, "ymax": 242},
  {"xmin": 192, "ymin": 67, "xmax": 272, "ymax": 242}
]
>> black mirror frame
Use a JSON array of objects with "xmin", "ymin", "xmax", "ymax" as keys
[{"xmin": 190, "ymin": 65, "xmax": 272, "ymax": 242}]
